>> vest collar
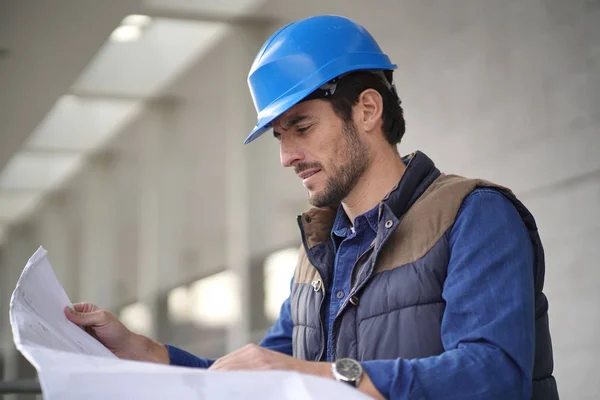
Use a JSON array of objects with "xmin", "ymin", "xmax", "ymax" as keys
[{"xmin": 384, "ymin": 151, "xmax": 441, "ymax": 219}]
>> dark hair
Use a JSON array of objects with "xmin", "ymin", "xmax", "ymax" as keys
[{"xmin": 325, "ymin": 71, "xmax": 405, "ymax": 146}]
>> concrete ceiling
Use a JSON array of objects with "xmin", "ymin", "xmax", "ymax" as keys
[
  {"xmin": 0, "ymin": 0, "xmax": 275, "ymax": 173},
  {"xmin": 0, "ymin": 0, "xmax": 272, "ymax": 227},
  {"xmin": 0, "ymin": 0, "xmax": 141, "ymax": 172}
]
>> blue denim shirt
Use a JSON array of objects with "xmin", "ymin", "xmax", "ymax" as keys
[{"xmin": 167, "ymin": 188, "xmax": 535, "ymax": 399}]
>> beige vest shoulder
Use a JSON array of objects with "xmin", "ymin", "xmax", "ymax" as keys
[{"xmin": 376, "ymin": 174, "xmax": 511, "ymax": 273}]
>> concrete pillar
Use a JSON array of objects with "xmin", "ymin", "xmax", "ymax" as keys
[
  {"xmin": 77, "ymin": 153, "xmax": 118, "ymax": 308},
  {"xmin": 0, "ymin": 223, "xmax": 38, "ymax": 400},
  {"xmin": 136, "ymin": 107, "xmax": 162, "ymax": 341},
  {"xmin": 34, "ymin": 192, "xmax": 77, "ymax": 300},
  {"xmin": 222, "ymin": 25, "xmax": 266, "ymax": 351},
  {"xmin": 136, "ymin": 102, "xmax": 185, "ymax": 340}
]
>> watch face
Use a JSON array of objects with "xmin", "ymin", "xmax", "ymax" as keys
[{"xmin": 336, "ymin": 358, "xmax": 362, "ymax": 381}]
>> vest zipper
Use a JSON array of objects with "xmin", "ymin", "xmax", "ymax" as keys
[{"xmin": 317, "ymin": 280, "xmax": 326, "ymax": 361}]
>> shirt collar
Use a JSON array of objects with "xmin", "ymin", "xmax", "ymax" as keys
[{"xmin": 331, "ymin": 203, "xmax": 379, "ymax": 240}]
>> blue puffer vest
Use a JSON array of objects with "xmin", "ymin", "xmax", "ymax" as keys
[{"xmin": 290, "ymin": 152, "xmax": 557, "ymax": 399}]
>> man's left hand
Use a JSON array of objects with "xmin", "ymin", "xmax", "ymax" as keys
[
  {"xmin": 209, "ymin": 344, "xmax": 321, "ymax": 375},
  {"xmin": 208, "ymin": 344, "xmax": 384, "ymax": 399}
]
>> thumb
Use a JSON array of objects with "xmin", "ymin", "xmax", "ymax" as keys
[{"xmin": 65, "ymin": 306, "xmax": 110, "ymax": 327}]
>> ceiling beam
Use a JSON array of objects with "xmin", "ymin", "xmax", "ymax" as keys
[{"xmin": 140, "ymin": 8, "xmax": 277, "ymax": 27}]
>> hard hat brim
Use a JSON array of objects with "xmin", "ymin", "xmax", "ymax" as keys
[
  {"xmin": 244, "ymin": 85, "xmax": 316, "ymax": 144},
  {"xmin": 245, "ymin": 60, "xmax": 398, "ymax": 144}
]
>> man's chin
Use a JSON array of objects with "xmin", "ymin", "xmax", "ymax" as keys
[
  {"xmin": 307, "ymin": 192, "xmax": 322, "ymax": 208},
  {"xmin": 308, "ymin": 192, "xmax": 335, "ymax": 208},
  {"xmin": 305, "ymin": 186, "xmax": 320, "ymax": 200}
]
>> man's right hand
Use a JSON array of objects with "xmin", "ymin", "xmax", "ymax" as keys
[{"xmin": 64, "ymin": 303, "xmax": 169, "ymax": 364}]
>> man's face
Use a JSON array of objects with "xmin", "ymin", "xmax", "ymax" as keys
[{"xmin": 273, "ymin": 99, "xmax": 369, "ymax": 207}]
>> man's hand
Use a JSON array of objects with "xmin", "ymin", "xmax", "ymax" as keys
[
  {"xmin": 209, "ymin": 344, "xmax": 311, "ymax": 373},
  {"xmin": 64, "ymin": 303, "xmax": 169, "ymax": 364},
  {"xmin": 209, "ymin": 344, "xmax": 384, "ymax": 399}
]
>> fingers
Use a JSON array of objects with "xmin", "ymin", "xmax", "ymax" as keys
[
  {"xmin": 210, "ymin": 344, "xmax": 265, "ymax": 371},
  {"xmin": 64, "ymin": 305, "xmax": 111, "ymax": 327},
  {"xmin": 210, "ymin": 360, "xmax": 256, "ymax": 371},
  {"xmin": 211, "ymin": 344, "xmax": 253, "ymax": 366},
  {"xmin": 210, "ymin": 356, "xmax": 251, "ymax": 371},
  {"xmin": 209, "ymin": 346, "xmax": 245, "ymax": 370},
  {"xmin": 72, "ymin": 303, "xmax": 99, "ymax": 313}
]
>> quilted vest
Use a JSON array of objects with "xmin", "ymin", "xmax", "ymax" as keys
[{"xmin": 290, "ymin": 152, "xmax": 558, "ymax": 399}]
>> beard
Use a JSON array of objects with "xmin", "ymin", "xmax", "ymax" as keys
[{"xmin": 309, "ymin": 121, "xmax": 369, "ymax": 208}]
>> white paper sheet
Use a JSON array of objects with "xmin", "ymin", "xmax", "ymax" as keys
[
  {"xmin": 10, "ymin": 246, "xmax": 115, "ymax": 359},
  {"xmin": 10, "ymin": 246, "xmax": 370, "ymax": 400}
]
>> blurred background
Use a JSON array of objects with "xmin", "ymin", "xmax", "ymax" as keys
[{"xmin": 0, "ymin": 0, "xmax": 598, "ymax": 398}]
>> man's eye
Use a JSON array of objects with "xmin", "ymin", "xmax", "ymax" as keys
[{"xmin": 297, "ymin": 126, "xmax": 310, "ymax": 134}]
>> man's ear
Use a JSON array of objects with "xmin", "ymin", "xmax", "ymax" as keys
[{"xmin": 357, "ymin": 89, "xmax": 383, "ymax": 134}]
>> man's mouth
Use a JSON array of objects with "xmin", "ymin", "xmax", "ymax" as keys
[{"xmin": 298, "ymin": 169, "xmax": 321, "ymax": 180}]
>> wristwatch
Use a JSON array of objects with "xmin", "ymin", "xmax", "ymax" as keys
[{"xmin": 331, "ymin": 358, "xmax": 363, "ymax": 387}]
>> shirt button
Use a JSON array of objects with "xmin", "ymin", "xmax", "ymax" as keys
[
  {"xmin": 384, "ymin": 220, "xmax": 393, "ymax": 229},
  {"xmin": 336, "ymin": 290, "xmax": 345, "ymax": 299}
]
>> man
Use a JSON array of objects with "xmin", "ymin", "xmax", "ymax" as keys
[{"xmin": 65, "ymin": 15, "xmax": 558, "ymax": 399}]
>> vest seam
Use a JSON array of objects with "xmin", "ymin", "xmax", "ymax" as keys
[
  {"xmin": 372, "ymin": 233, "xmax": 450, "ymax": 276},
  {"xmin": 357, "ymin": 300, "xmax": 445, "ymax": 325},
  {"xmin": 293, "ymin": 323, "xmax": 321, "ymax": 330}
]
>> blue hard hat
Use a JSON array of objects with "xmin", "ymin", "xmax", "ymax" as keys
[{"xmin": 244, "ymin": 15, "xmax": 397, "ymax": 144}]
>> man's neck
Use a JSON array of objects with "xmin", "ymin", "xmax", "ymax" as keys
[{"xmin": 342, "ymin": 147, "xmax": 406, "ymax": 222}]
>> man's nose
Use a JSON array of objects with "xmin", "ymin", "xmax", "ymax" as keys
[{"xmin": 280, "ymin": 137, "xmax": 304, "ymax": 168}]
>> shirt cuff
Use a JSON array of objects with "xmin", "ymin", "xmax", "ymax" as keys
[
  {"xmin": 166, "ymin": 344, "xmax": 214, "ymax": 369},
  {"xmin": 362, "ymin": 359, "xmax": 409, "ymax": 399}
]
